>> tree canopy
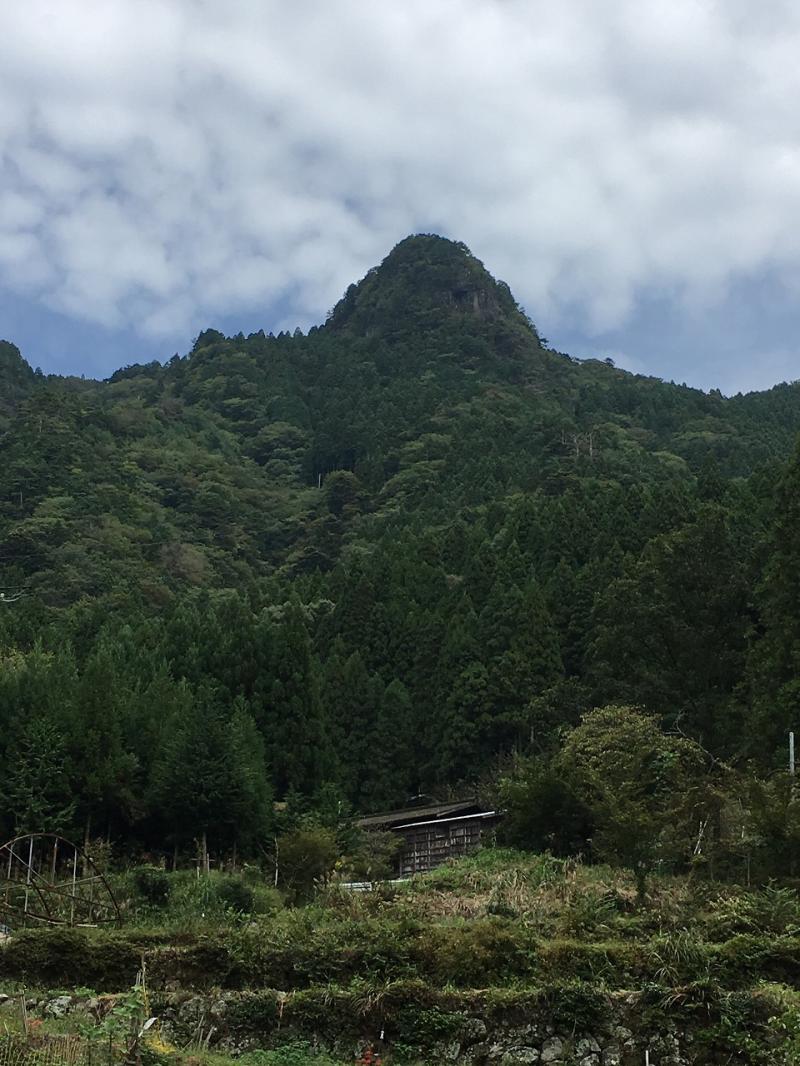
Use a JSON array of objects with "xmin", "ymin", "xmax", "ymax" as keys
[{"xmin": 1, "ymin": 234, "xmax": 799, "ymax": 870}]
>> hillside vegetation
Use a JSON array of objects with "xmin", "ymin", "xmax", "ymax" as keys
[
  {"xmin": 3, "ymin": 852, "xmax": 800, "ymax": 1064},
  {"xmin": 1, "ymin": 235, "xmax": 800, "ymax": 873}
]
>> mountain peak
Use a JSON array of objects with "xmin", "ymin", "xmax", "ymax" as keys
[
  {"xmin": 326, "ymin": 234, "xmax": 532, "ymax": 338},
  {"xmin": 0, "ymin": 340, "xmax": 34, "ymax": 382},
  {"xmin": 0, "ymin": 340, "xmax": 36, "ymax": 421}
]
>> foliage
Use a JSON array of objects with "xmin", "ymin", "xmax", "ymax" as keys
[
  {"xmin": 557, "ymin": 706, "xmax": 709, "ymax": 897},
  {"xmin": 240, "ymin": 1044, "xmax": 344, "ymax": 1066},
  {"xmin": 338, "ymin": 830, "xmax": 402, "ymax": 884},
  {"xmin": 1, "ymin": 232, "xmax": 800, "ymax": 889},
  {"xmin": 133, "ymin": 867, "xmax": 172, "ymax": 906},
  {"xmin": 498, "ymin": 755, "xmax": 593, "ymax": 856},
  {"xmin": 214, "ymin": 876, "xmax": 256, "ymax": 915},
  {"xmin": 276, "ymin": 828, "xmax": 339, "ymax": 902}
]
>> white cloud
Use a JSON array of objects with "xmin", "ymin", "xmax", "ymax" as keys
[{"xmin": 1, "ymin": 0, "xmax": 800, "ymax": 381}]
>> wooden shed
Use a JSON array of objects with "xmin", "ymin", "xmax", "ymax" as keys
[{"xmin": 356, "ymin": 798, "xmax": 500, "ymax": 877}]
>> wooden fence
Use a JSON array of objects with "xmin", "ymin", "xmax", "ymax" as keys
[{"xmin": 0, "ymin": 1034, "xmax": 114, "ymax": 1066}]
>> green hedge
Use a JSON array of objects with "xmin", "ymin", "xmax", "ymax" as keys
[{"xmin": 2, "ymin": 924, "xmax": 799, "ymax": 995}]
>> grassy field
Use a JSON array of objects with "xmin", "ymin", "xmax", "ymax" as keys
[{"xmin": 2, "ymin": 850, "xmax": 800, "ymax": 1064}]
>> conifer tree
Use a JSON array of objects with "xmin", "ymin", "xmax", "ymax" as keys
[
  {"xmin": 0, "ymin": 717, "xmax": 75, "ymax": 834},
  {"xmin": 67, "ymin": 648, "xmax": 140, "ymax": 840},
  {"xmin": 149, "ymin": 686, "xmax": 269, "ymax": 864},
  {"xmin": 748, "ymin": 440, "xmax": 800, "ymax": 761},
  {"xmin": 362, "ymin": 679, "xmax": 415, "ymax": 811},
  {"xmin": 256, "ymin": 603, "xmax": 333, "ymax": 797}
]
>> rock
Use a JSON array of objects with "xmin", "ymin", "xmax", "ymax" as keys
[
  {"xmin": 209, "ymin": 996, "xmax": 231, "ymax": 1019},
  {"xmin": 576, "ymin": 1037, "xmax": 601, "ymax": 1057},
  {"xmin": 84, "ymin": 997, "xmax": 103, "ymax": 1019},
  {"xmin": 464, "ymin": 1041, "xmax": 490, "ymax": 1064},
  {"xmin": 501, "ymin": 1049, "xmax": 540, "ymax": 1065},
  {"xmin": 462, "ymin": 1017, "xmax": 488, "ymax": 1043},
  {"xmin": 602, "ymin": 1046, "xmax": 622, "ymax": 1066},
  {"xmin": 540, "ymin": 1036, "xmax": 563, "ymax": 1063},
  {"xmin": 45, "ymin": 996, "xmax": 72, "ymax": 1017}
]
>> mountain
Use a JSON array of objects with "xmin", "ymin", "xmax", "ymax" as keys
[
  {"xmin": 0, "ymin": 234, "xmax": 799, "ymax": 843},
  {"xmin": 0, "ymin": 340, "xmax": 36, "ymax": 424},
  {"xmin": 0, "ymin": 234, "xmax": 797, "ymax": 597},
  {"xmin": 327, "ymin": 234, "xmax": 534, "ymax": 338}
]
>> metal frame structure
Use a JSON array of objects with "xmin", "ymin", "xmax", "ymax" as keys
[{"xmin": 0, "ymin": 833, "xmax": 121, "ymax": 928}]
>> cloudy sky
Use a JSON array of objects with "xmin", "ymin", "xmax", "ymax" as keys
[{"xmin": 2, "ymin": 0, "xmax": 800, "ymax": 393}]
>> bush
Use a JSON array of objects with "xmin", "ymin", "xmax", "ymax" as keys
[
  {"xmin": 226, "ymin": 990, "xmax": 281, "ymax": 1031},
  {"xmin": 241, "ymin": 1042, "xmax": 344, "ymax": 1066},
  {"xmin": 278, "ymin": 828, "xmax": 339, "ymax": 902},
  {"xmin": 557, "ymin": 890, "xmax": 623, "ymax": 937},
  {"xmin": 415, "ymin": 918, "xmax": 532, "ymax": 985},
  {"xmin": 215, "ymin": 876, "xmax": 255, "ymax": 914},
  {"xmin": 340, "ymin": 830, "xmax": 401, "ymax": 883},
  {"xmin": 542, "ymin": 979, "xmax": 610, "ymax": 1030},
  {"xmin": 251, "ymin": 883, "xmax": 284, "ymax": 915},
  {"xmin": 0, "ymin": 928, "xmax": 88, "ymax": 983},
  {"xmin": 0, "ymin": 929, "xmax": 141, "ymax": 989},
  {"xmin": 648, "ymin": 930, "xmax": 710, "ymax": 984},
  {"xmin": 707, "ymin": 885, "xmax": 800, "ymax": 939},
  {"xmin": 538, "ymin": 939, "xmax": 630, "ymax": 983},
  {"xmin": 132, "ymin": 866, "xmax": 172, "ymax": 906},
  {"xmin": 499, "ymin": 758, "xmax": 593, "ymax": 857}
]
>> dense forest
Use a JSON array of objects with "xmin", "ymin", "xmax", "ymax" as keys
[{"xmin": 2, "ymin": 234, "xmax": 800, "ymax": 879}]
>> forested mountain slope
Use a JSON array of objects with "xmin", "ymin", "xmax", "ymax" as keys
[{"xmin": 1, "ymin": 234, "xmax": 799, "ymax": 853}]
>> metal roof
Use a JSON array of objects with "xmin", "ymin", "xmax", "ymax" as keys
[
  {"xmin": 356, "ymin": 798, "xmax": 483, "ymax": 829},
  {"xmin": 393, "ymin": 810, "xmax": 498, "ymax": 830}
]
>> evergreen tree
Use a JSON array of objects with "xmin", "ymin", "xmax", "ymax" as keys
[
  {"xmin": 0, "ymin": 716, "xmax": 75, "ymax": 835},
  {"xmin": 362, "ymin": 679, "xmax": 415, "ymax": 810},
  {"xmin": 748, "ymin": 440, "xmax": 800, "ymax": 762},
  {"xmin": 149, "ymin": 686, "xmax": 268, "ymax": 864},
  {"xmin": 255, "ymin": 604, "xmax": 333, "ymax": 797}
]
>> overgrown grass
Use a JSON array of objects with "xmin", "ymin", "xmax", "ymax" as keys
[
  {"xmin": 3, "ymin": 847, "xmax": 800, "ymax": 1066},
  {"xmin": 87, "ymin": 849, "xmax": 800, "ymax": 948},
  {"xmin": 108, "ymin": 868, "xmax": 283, "ymax": 932}
]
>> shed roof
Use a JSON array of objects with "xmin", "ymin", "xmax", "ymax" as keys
[{"xmin": 356, "ymin": 798, "xmax": 485, "ymax": 830}]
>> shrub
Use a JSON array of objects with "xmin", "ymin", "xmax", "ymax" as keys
[
  {"xmin": 415, "ymin": 919, "xmax": 531, "ymax": 985},
  {"xmin": 241, "ymin": 1042, "xmax": 344, "ymax": 1066},
  {"xmin": 649, "ymin": 929, "xmax": 710, "ymax": 984},
  {"xmin": 340, "ymin": 830, "xmax": 402, "ymax": 883},
  {"xmin": 278, "ymin": 828, "xmax": 339, "ymax": 902},
  {"xmin": 557, "ymin": 890, "xmax": 622, "ymax": 937},
  {"xmin": 542, "ymin": 979, "xmax": 609, "ymax": 1030},
  {"xmin": 226, "ymin": 990, "xmax": 281, "ymax": 1032},
  {"xmin": 251, "ymin": 883, "xmax": 284, "ymax": 915},
  {"xmin": 215, "ymin": 876, "xmax": 255, "ymax": 914},
  {"xmin": 707, "ymin": 885, "xmax": 800, "ymax": 939},
  {"xmin": 0, "ymin": 928, "xmax": 88, "ymax": 983},
  {"xmin": 132, "ymin": 866, "xmax": 172, "ymax": 906}
]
